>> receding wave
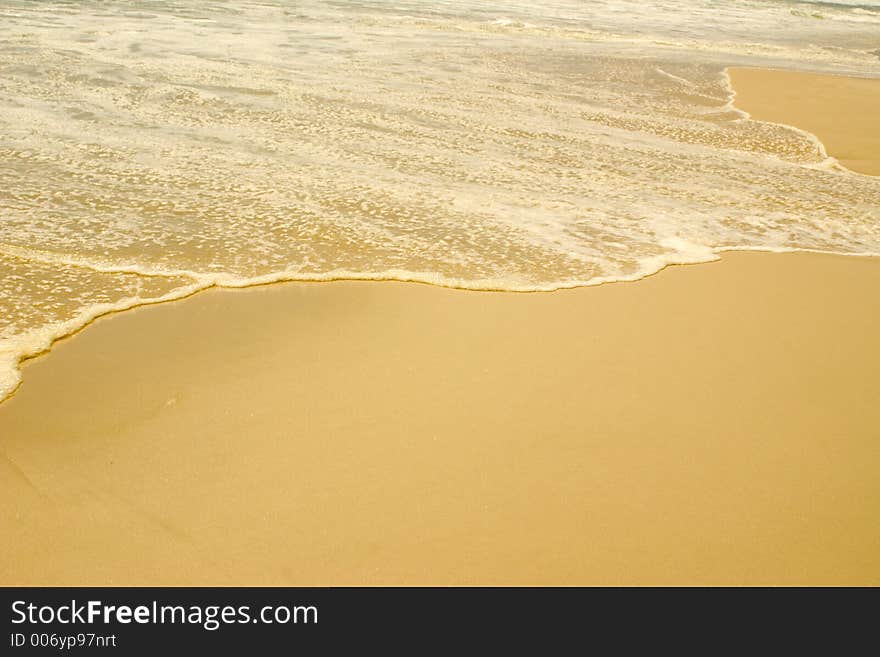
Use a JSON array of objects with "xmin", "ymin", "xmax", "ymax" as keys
[{"xmin": 1, "ymin": 0, "xmax": 879, "ymax": 402}]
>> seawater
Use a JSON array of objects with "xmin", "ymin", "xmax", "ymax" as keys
[{"xmin": 1, "ymin": 0, "xmax": 880, "ymax": 400}]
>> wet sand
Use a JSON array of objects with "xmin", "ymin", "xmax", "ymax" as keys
[
  {"xmin": 1, "ymin": 69, "xmax": 879, "ymax": 585},
  {"xmin": 1, "ymin": 251, "xmax": 878, "ymax": 585},
  {"xmin": 729, "ymin": 67, "xmax": 880, "ymax": 175}
]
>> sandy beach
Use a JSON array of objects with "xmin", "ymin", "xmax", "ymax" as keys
[
  {"xmin": 1, "ymin": 68, "xmax": 878, "ymax": 586},
  {"xmin": 2, "ymin": 250, "xmax": 879, "ymax": 585}
]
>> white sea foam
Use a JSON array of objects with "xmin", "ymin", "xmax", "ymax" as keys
[
  {"xmin": 0, "ymin": 0, "xmax": 879, "ymax": 403},
  {"xmin": 0, "ymin": 281, "xmax": 209, "ymax": 403}
]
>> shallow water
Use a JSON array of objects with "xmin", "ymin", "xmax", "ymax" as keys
[{"xmin": 1, "ymin": 0, "xmax": 879, "ymax": 400}]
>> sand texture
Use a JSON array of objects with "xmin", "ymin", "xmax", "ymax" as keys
[{"xmin": 1, "ymin": 252, "xmax": 878, "ymax": 585}]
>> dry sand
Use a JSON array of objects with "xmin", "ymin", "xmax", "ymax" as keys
[
  {"xmin": 729, "ymin": 67, "xmax": 880, "ymax": 175},
  {"xmin": 1, "ymin": 69, "xmax": 879, "ymax": 585}
]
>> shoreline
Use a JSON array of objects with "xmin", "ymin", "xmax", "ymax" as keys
[
  {"xmin": 2, "ymin": 67, "xmax": 879, "ymax": 585},
  {"xmin": 6, "ymin": 243, "xmax": 879, "ymax": 409},
  {"xmin": 3, "ymin": 68, "xmax": 879, "ymax": 408},
  {"xmin": 728, "ymin": 67, "xmax": 880, "ymax": 176}
]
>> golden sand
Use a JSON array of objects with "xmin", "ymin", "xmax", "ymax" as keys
[
  {"xmin": 1, "ymin": 251, "xmax": 879, "ymax": 585},
  {"xmin": 729, "ymin": 67, "xmax": 880, "ymax": 175},
  {"xmin": 1, "ymin": 69, "xmax": 879, "ymax": 585}
]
